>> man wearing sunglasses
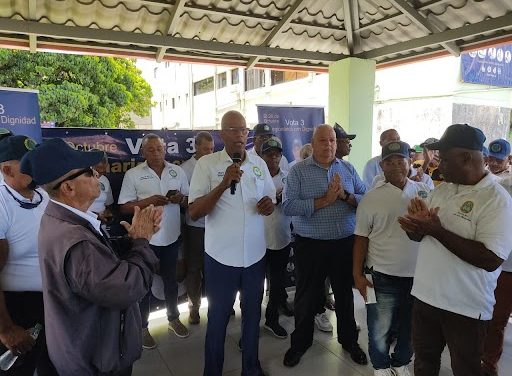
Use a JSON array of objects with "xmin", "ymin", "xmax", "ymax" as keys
[
  {"xmin": 20, "ymin": 138, "xmax": 161, "ymax": 376},
  {"xmin": 0, "ymin": 135, "xmax": 56, "ymax": 375}
]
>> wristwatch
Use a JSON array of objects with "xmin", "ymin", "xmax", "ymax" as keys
[{"xmin": 341, "ymin": 190, "xmax": 351, "ymax": 201}]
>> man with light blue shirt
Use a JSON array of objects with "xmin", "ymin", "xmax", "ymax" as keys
[
  {"xmin": 363, "ymin": 129, "xmax": 400, "ymax": 188},
  {"xmin": 282, "ymin": 124, "xmax": 367, "ymax": 368},
  {"xmin": 189, "ymin": 111, "xmax": 275, "ymax": 376}
]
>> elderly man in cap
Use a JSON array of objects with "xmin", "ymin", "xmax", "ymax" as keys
[
  {"xmin": 354, "ymin": 141, "xmax": 431, "ymax": 376},
  {"xmin": 282, "ymin": 124, "xmax": 367, "ymax": 368},
  {"xmin": 334, "ymin": 123, "xmax": 356, "ymax": 160},
  {"xmin": 20, "ymin": 138, "xmax": 161, "ymax": 376},
  {"xmin": 362, "ymin": 129, "xmax": 400, "ymax": 188},
  {"xmin": 0, "ymin": 135, "xmax": 56, "ymax": 376},
  {"xmin": 260, "ymin": 136, "xmax": 292, "ymax": 339},
  {"xmin": 486, "ymin": 138, "xmax": 511, "ymax": 178},
  {"xmin": 248, "ymin": 123, "xmax": 289, "ymax": 172},
  {"xmin": 398, "ymin": 124, "xmax": 512, "ymax": 376}
]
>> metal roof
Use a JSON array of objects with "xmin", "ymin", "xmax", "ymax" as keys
[{"xmin": 0, "ymin": 0, "xmax": 511, "ymax": 71}]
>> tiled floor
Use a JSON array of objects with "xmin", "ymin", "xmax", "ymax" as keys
[{"xmin": 134, "ymin": 291, "xmax": 512, "ymax": 375}]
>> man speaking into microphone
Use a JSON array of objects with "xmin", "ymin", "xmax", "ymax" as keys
[{"xmin": 189, "ymin": 110, "xmax": 275, "ymax": 376}]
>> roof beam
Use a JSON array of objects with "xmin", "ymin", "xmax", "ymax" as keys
[
  {"xmin": 342, "ymin": 0, "xmax": 355, "ymax": 54},
  {"xmin": 0, "ymin": 18, "xmax": 343, "ymax": 63},
  {"xmin": 28, "ymin": 0, "xmax": 37, "ymax": 52},
  {"xmin": 155, "ymin": 0, "xmax": 186, "ymax": 62},
  {"xmin": 356, "ymin": 13, "xmax": 512, "ymax": 60},
  {"xmin": 246, "ymin": 0, "xmax": 308, "ymax": 69},
  {"xmin": 387, "ymin": 0, "xmax": 459, "ymax": 56}
]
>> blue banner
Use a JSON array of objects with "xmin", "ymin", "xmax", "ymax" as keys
[
  {"xmin": 461, "ymin": 44, "xmax": 512, "ymax": 87},
  {"xmin": 256, "ymin": 105, "xmax": 324, "ymax": 164},
  {"xmin": 0, "ymin": 88, "xmax": 42, "ymax": 142}
]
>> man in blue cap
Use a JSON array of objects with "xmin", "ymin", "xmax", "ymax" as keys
[
  {"xmin": 0, "ymin": 135, "xmax": 56, "ymax": 376},
  {"xmin": 398, "ymin": 124, "xmax": 512, "ymax": 376},
  {"xmin": 20, "ymin": 138, "xmax": 161, "ymax": 376},
  {"xmin": 249, "ymin": 123, "xmax": 289, "ymax": 172},
  {"xmin": 487, "ymin": 138, "xmax": 511, "ymax": 178}
]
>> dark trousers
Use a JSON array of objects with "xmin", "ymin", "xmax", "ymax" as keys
[
  {"xmin": 203, "ymin": 254, "xmax": 265, "ymax": 376},
  {"xmin": 264, "ymin": 244, "xmax": 290, "ymax": 324},
  {"xmin": 184, "ymin": 225, "xmax": 205, "ymax": 311},
  {"xmin": 291, "ymin": 235, "xmax": 358, "ymax": 352},
  {"xmin": 98, "ymin": 365, "xmax": 132, "ymax": 376},
  {"xmin": 412, "ymin": 298, "xmax": 487, "ymax": 376},
  {"xmin": 1, "ymin": 291, "xmax": 57, "ymax": 376},
  {"xmin": 482, "ymin": 271, "xmax": 512, "ymax": 375},
  {"xmin": 140, "ymin": 239, "xmax": 181, "ymax": 327}
]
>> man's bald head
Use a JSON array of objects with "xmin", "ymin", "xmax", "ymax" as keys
[
  {"xmin": 221, "ymin": 110, "xmax": 246, "ymax": 129},
  {"xmin": 379, "ymin": 129, "xmax": 400, "ymax": 146}
]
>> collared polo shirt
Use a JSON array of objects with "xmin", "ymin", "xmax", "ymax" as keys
[
  {"xmin": 0, "ymin": 183, "xmax": 48, "ymax": 291},
  {"xmin": 411, "ymin": 173, "xmax": 512, "ymax": 320},
  {"xmin": 188, "ymin": 149, "xmax": 276, "ymax": 267},
  {"xmin": 118, "ymin": 161, "xmax": 189, "ymax": 246},
  {"xmin": 89, "ymin": 174, "xmax": 114, "ymax": 214},
  {"xmin": 371, "ymin": 169, "xmax": 435, "ymax": 190},
  {"xmin": 249, "ymin": 147, "xmax": 289, "ymax": 173},
  {"xmin": 355, "ymin": 179, "xmax": 431, "ymax": 277},
  {"xmin": 496, "ymin": 175, "xmax": 512, "ymax": 272},
  {"xmin": 282, "ymin": 156, "xmax": 366, "ymax": 240},
  {"xmin": 181, "ymin": 156, "xmax": 205, "ymax": 228},
  {"xmin": 264, "ymin": 169, "xmax": 291, "ymax": 250}
]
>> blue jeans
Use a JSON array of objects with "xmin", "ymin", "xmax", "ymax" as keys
[
  {"xmin": 367, "ymin": 270, "xmax": 413, "ymax": 370},
  {"xmin": 140, "ymin": 239, "xmax": 181, "ymax": 327}
]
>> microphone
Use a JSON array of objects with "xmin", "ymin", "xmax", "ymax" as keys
[{"xmin": 230, "ymin": 152, "xmax": 242, "ymax": 195}]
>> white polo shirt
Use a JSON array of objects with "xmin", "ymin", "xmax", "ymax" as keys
[
  {"xmin": 249, "ymin": 147, "xmax": 289, "ymax": 173},
  {"xmin": 0, "ymin": 183, "xmax": 48, "ymax": 291},
  {"xmin": 355, "ymin": 179, "xmax": 431, "ymax": 277},
  {"xmin": 371, "ymin": 170, "xmax": 435, "ymax": 190},
  {"xmin": 411, "ymin": 173, "xmax": 512, "ymax": 320},
  {"xmin": 89, "ymin": 175, "xmax": 114, "ymax": 214},
  {"xmin": 181, "ymin": 156, "xmax": 205, "ymax": 228},
  {"xmin": 189, "ymin": 149, "xmax": 276, "ymax": 267},
  {"xmin": 264, "ymin": 169, "xmax": 292, "ymax": 251},
  {"xmin": 118, "ymin": 161, "xmax": 189, "ymax": 246},
  {"xmin": 496, "ymin": 175, "xmax": 512, "ymax": 272}
]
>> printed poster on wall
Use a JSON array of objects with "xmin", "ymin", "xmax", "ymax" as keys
[
  {"xmin": 0, "ymin": 88, "xmax": 42, "ymax": 142},
  {"xmin": 461, "ymin": 44, "xmax": 512, "ymax": 87}
]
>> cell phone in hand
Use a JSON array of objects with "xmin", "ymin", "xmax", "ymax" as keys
[{"xmin": 166, "ymin": 190, "xmax": 178, "ymax": 199}]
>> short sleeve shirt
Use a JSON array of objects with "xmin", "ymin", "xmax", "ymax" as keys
[
  {"xmin": 264, "ymin": 169, "xmax": 292, "ymax": 250},
  {"xmin": 118, "ymin": 161, "xmax": 189, "ymax": 246},
  {"xmin": 188, "ymin": 149, "xmax": 276, "ymax": 267}
]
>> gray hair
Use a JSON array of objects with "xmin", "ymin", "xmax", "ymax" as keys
[
  {"xmin": 195, "ymin": 131, "xmax": 213, "ymax": 146},
  {"xmin": 141, "ymin": 133, "xmax": 165, "ymax": 149}
]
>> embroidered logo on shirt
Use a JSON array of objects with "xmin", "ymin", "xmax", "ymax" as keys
[
  {"xmin": 100, "ymin": 182, "xmax": 106, "ymax": 191},
  {"xmin": 253, "ymin": 166, "xmax": 263, "ymax": 178},
  {"xmin": 217, "ymin": 171, "xmax": 225, "ymax": 177},
  {"xmin": 169, "ymin": 169, "xmax": 178, "ymax": 178},
  {"xmin": 282, "ymin": 177, "xmax": 287, "ymax": 184},
  {"xmin": 417, "ymin": 190, "xmax": 428, "ymax": 199},
  {"xmin": 460, "ymin": 201, "xmax": 474, "ymax": 214}
]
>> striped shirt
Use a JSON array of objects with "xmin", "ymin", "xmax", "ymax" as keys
[{"xmin": 282, "ymin": 156, "xmax": 366, "ymax": 240}]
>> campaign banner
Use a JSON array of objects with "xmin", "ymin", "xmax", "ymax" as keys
[
  {"xmin": 0, "ymin": 88, "xmax": 42, "ymax": 142},
  {"xmin": 256, "ymin": 105, "xmax": 325, "ymax": 164},
  {"xmin": 461, "ymin": 44, "xmax": 512, "ymax": 87}
]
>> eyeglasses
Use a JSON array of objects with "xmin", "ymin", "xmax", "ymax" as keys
[
  {"xmin": 223, "ymin": 127, "xmax": 250, "ymax": 135},
  {"xmin": 52, "ymin": 167, "xmax": 95, "ymax": 190}
]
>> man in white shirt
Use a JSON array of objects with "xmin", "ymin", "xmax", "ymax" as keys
[
  {"xmin": 354, "ymin": 141, "xmax": 430, "ymax": 376},
  {"xmin": 362, "ymin": 129, "xmax": 400, "ymax": 188},
  {"xmin": 486, "ymin": 138, "xmax": 511, "ymax": 178},
  {"xmin": 260, "ymin": 137, "xmax": 292, "ymax": 339},
  {"xmin": 248, "ymin": 123, "xmax": 289, "ymax": 173},
  {"xmin": 89, "ymin": 151, "xmax": 114, "ymax": 222},
  {"xmin": 0, "ymin": 135, "xmax": 56, "ymax": 376},
  {"xmin": 398, "ymin": 124, "xmax": 512, "ymax": 376},
  {"xmin": 119, "ymin": 134, "xmax": 190, "ymax": 348},
  {"xmin": 180, "ymin": 131, "xmax": 214, "ymax": 325},
  {"xmin": 189, "ymin": 111, "xmax": 275, "ymax": 376}
]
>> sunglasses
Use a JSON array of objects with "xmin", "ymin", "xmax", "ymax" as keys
[{"xmin": 52, "ymin": 167, "xmax": 95, "ymax": 190}]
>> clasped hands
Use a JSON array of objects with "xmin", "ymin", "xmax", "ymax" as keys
[
  {"xmin": 397, "ymin": 197, "xmax": 443, "ymax": 237},
  {"xmin": 324, "ymin": 173, "xmax": 348, "ymax": 204}
]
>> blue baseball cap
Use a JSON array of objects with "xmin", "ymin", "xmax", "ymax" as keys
[
  {"xmin": 253, "ymin": 123, "xmax": 274, "ymax": 137},
  {"xmin": 381, "ymin": 141, "xmax": 411, "ymax": 160},
  {"xmin": 0, "ymin": 135, "xmax": 37, "ymax": 163},
  {"xmin": 426, "ymin": 124, "xmax": 485, "ymax": 151},
  {"xmin": 20, "ymin": 138, "xmax": 104, "ymax": 185},
  {"xmin": 0, "ymin": 128, "xmax": 13, "ymax": 142},
  {"xmin": 488, "ymin": 139, "xmax": 511, "ymax": 160},
  {"xmin": 482, "ymin": 145, "xmax": 489, "ymax": 157}
]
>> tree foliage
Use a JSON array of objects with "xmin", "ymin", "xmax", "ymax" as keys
[{"xmin": 0, "ymin": 50, "xmax": 153, "ymax": 128}]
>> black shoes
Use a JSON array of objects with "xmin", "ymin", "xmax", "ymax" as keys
[
  {"xmin": 279, "ymin": 304, "xmax": 294, "ymax": 317},
  {"xmin": 342, "ymin": 343, "xmax": 368, "ymax": 365},
  {"xmin": 264, "ymin": 321, "xmax": 288, "ymax": 339},
  {"xmin": 283, "ymin": 348, "xmax": 305, "ymax": 367}
]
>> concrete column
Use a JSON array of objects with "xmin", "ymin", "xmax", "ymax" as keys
[{"xmin": 328, "ymin": 57, "xmax": 376, "ymax": 174}]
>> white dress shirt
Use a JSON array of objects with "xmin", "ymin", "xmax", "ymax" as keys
[
  {"xmin": 118, "ymin": 161, "xmax": 189, "ymax": 246},
  {"xmin": 264, "ymin": 169, "xmax": 292, "ymax": 250},
  {"xmin": 181, "ymin": 156, "xmax": 205, "ymax": 228},
  {"xmin": 189, "ymin": 149, "xmax": 276, "ymax": 267}
]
